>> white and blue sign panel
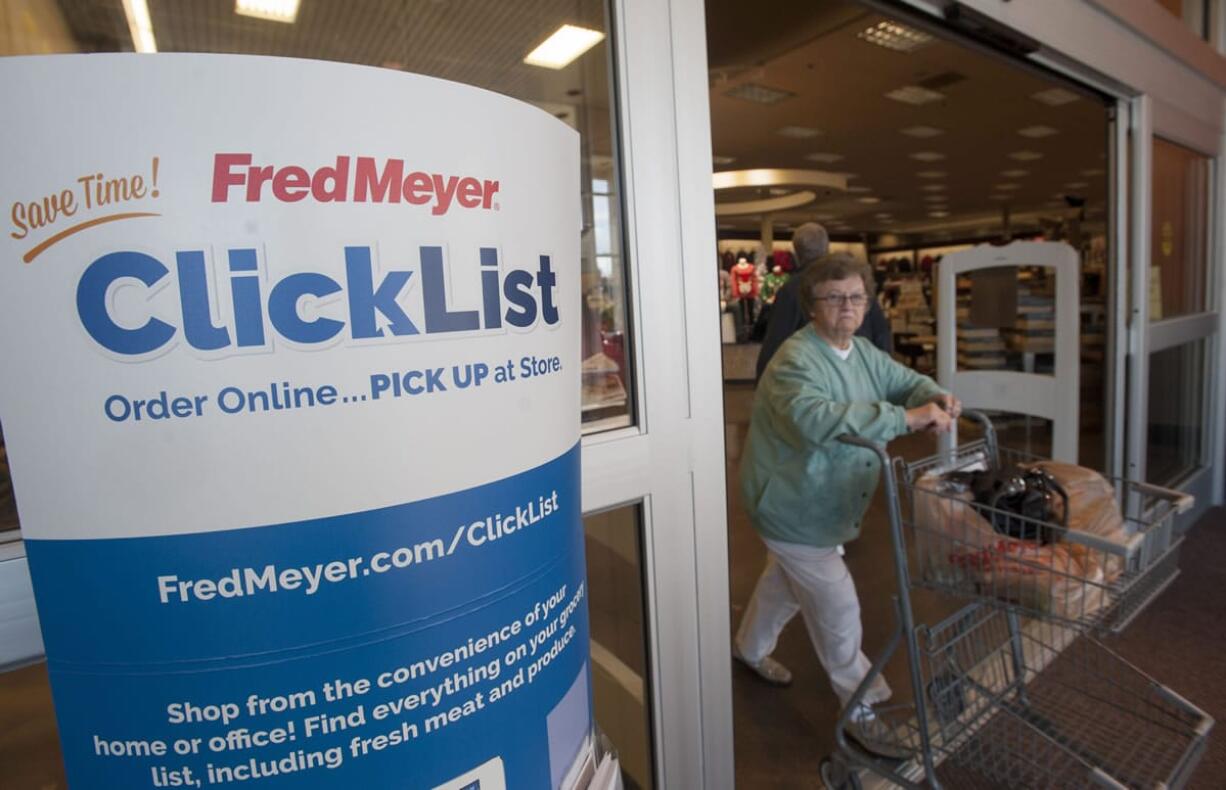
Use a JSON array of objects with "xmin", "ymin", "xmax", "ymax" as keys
[{"xmin": 0, "ymin": 55, "xmax": 589, "ymax": 789}]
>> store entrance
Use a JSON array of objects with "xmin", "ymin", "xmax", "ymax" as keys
[{"xmin": 704, "ymin": 0, "xmax": 1115, "ymax": 782}]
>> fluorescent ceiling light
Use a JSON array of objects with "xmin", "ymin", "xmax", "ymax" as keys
[
  {"xmin": 776, "ymin": 126, "xmax": 821, "ymax": 139},
  {"xmin": 901, "ymin": 125, "xmax": 944, "ymax": 138},
  {"xmin": 858, "ymin": 20, "xmax": 933, "ymax": 53},
  {"xmin": 1032, "ymin": 87, "xmax": 1079, "ymax": 106},
  {"xmin": 920, "ymin": 184, "xmax": 946, "ymax": 192},
  {"xmin": 712, "ymin": 155, "xmax": 736, "ymax": 166},
  {"xmin": 916, "ymin": 170, "xmax": 946, "ymax": 179},
  {"xmin": 923, "ymin": 195, "xmax": 946, "ymax": 203},
  {"xmin": 804, "ymin": 152, "xmax": 843, "ymax": 163},
  {"xmin": 1001, "ymin": 169, "xmax": 1029, "ymax": 178},
  {"xmin": 122, "ymin": 0, "xmax": 156, "ymax": 52},
  {"xmin": 909, "ymin": 151, "xmax": 945, "ymax": 162},
  {"xmin": 524, "ymin": 24, "xmax": 605, "ymax": 69},
  {"xmin": 236, "ymin": 0, "xmax": 301, "ymax": 23},
  {"xmin": 929, "ymin": 210, "xmax": 950, "ymax": 218},
  {"xmin": 1018, "ymin": 125, "xmax": 1059, "ymax": 138},
  {"xmin": 725, "ymin": 83, "xmax": 794, "ymax": 105},
  {"xmin": 1009, "ymin": 150, "xmax": 1043, "ymax": 161},
  {"xmin": 885, "ymin": 86, "xmax": 944, "ymax": 105},
  {"xmin": 857, "ymin": 197, "xmax": 881, "ymax": 204}
]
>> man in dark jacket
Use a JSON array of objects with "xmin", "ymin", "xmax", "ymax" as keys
[{"xmin": 756, "ymin": 222, "xmax": 891, "ymax": 379}]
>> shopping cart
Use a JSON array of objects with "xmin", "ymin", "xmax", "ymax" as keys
[{"xmin": 819, "ymin": 412, "xmax": 1214, "ymax": 790}]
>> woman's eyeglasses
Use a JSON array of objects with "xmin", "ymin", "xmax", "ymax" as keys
[{"xmin": 818, "ymin": 293, "xmax": 868, "ymax": 308}]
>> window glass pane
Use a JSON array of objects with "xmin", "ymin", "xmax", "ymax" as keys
[
  {"xmin": 583, "ymin": 505, "xmax": 655, "ymax": 789},
  {"xmin": 6, "ymin": 0, "xmax": 633, "ymax": 431},
  {"xmin": 1147, "ymin": 339, "xmax": 1206, "ymax": 485},
  {"xmin": 0, "ymin": 425, "xmax": 15, "ymax": 541},
  {"xmin": 1151, "ymin": 137, "xmax": 1210, "ymax": 320}
]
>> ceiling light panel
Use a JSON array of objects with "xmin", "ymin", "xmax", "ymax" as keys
[
  {"xmin": 804, "ymin": 152, "xmax": 843, "ymax": 163},
  {"xmin": 123, "ymin": 0, "xmax": 157, "ymax": 51},
  {"xmin": 1032, "ymin": 87, "xmax": 1080, "ymax": 106},
  {"xmin": 776, "ymin": 126, "xmax": 821, "ymax": 139},
  {"xmin": 924, "ymin": 195, "xmax": 947, "ymax": 203},
  {"xmin": 885, "ymin": 86, "xmax": 945, "ymax": 105},
  {"xmin": 1009, "ymin": 150, "xmax": 1043, "ymax": 161},
  {"xmin": 858, "ymin": 197, "xmax": 881, "ymax": 204},
  {"xmin": 901, "ymin": 125, "xmax": 944, "ymax": 138},
  {"xmin": 858, "ymin": 20, "xmax": 934, "ymax": 53},
  {"xmin": 929, "ymin": 211, "xmax": 950, "ymax": 218},
  {"xmin": 725, "ymin": 83, "xmax": 795, "ymax": 105},
  {"xmin": 920, "ymin": 184, "xmax": 946, "ymax": 192},
  {"xmin": 916, "ymin": 170, "xmax": 946, "ymax": 179},
  {"xmin": 909, "ymin": 151, "xmax": 945, "ymax": 162},
  {"xmin": 236, "ymin": 0, "xmax": 300, "ymax": 23},
  {"xmin": 1018, "ymin": 125, "xmax": 1058, "ymax": 138},
  {"xmin": 1001, "ymin": 169, "xmax": 1029, "ymax": 178},
  {"xmin": 524, "ymin": 24, "xmax": 605, "ymax": 69}
]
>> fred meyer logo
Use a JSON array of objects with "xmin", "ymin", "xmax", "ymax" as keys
[{"xmin": 211, "ymin": 154, "xmax": 500, "ymax": 216}]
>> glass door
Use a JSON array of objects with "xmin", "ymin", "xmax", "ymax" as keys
[{"xmin": 1125, "ymin": 97, "xmax": 1221, "ymax": 524}]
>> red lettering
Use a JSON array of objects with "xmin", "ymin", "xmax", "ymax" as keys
[
  {"xmin": 246, "ymin": 166, "xmax": 274, "ymax": 201},
  {"xmin": 456, "ymin": 177, "xmax": 482, "ymax": 209},
  {"xmin": 402, "ymin": 172, "xmax": 432, "ymax": 205},
  {"xmin": 272, "ymin": 166, "xmax": 310, "ymax": 202},
  {"xmin": 211, "ymin": 153, "xmax": 252, "ymax": 202},
  {"xmin": 431, "ymin": 174, "xmax": 459, "ymax": 216},
  {"xmin": 354, "ymin": 157, "xmax": 403, "ymax": 202},
  {"xmin": 482, "ymin": 180, "xmax": 500, "ymax": 209},
  {"xmin": 311, "ymin": 156, "xmax": 350, "ymax": 202}
]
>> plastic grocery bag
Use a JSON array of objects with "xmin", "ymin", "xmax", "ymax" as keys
[{"xmin": 913, "ymin": 472, "xmax": 1106, "ymax": 620}]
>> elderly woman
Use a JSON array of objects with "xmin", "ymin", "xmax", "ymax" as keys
[{"xmin": 734, "ymin": 252, "xmax": 960, "ymax": 758}]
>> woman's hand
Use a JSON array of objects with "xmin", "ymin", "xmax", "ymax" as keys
[
  {"xmin": 906, "ymin": 402, "xmax": 954, "ymax": 434},
  {"xmin": 928, "ymin": 392, "xmax": 963, "ymax": 419}
]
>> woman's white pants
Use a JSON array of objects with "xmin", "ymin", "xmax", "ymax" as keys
[{"xmin": 735, "ymin": 536, "xmax": 891, "ymax": 707}]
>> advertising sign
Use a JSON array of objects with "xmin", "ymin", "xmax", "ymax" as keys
[{"xmin": 0, "ymin": 55, "xmax": 589, "ymax": 789}]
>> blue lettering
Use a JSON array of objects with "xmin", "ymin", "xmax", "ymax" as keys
[
  {"xmin": 421, "ymin": 246, "xmax": 479, "ymax": 333},
  {"xmin": 345, "ymin": 246, "xmax": 418, "ymax": 339},
  {"xmin": 503, "ymin": 270, "xmax": 537, "ymax": 328},
  {"xmin": 75, "ymin": 244, "xmax": 561, "ymax": 356},
  {"xmin": 228, "ymin": 249, "xmax": 266, "ymax": 348},
  {"xmin": 77, "ymin": 251, "xmax": 176, "ymax": 355},
  {"xmin": 268, "ymin": 272, "xmax": 344, "ymax": 344},
  {"xmin": 176, "ymin": 251, "xmax": 230, "ymax": 351}
]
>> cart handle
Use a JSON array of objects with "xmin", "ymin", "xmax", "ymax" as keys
[
  {"xmin": 836, "ymin": 432, "xmax": 890, "ymax": 463},
  {"xmin": 960, "ymin": 409, "xmax": 998, "ymax": 464},
  {"xmin": 1129, "ymin": 480, "xmax": 1195, "ymax": 515}
]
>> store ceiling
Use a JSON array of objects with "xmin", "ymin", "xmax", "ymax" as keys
[
  {"xmin": 53, "ymin": 0, "xmax": 616, "ymax": 159},
  {"xmin": 705, "ymin": 0, "xmax": 1110, "ymax": 238}
]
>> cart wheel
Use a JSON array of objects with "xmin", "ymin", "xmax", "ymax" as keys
[{"xmin": 819, "ymin": 755, "xmax": 862, "ymax": 790}]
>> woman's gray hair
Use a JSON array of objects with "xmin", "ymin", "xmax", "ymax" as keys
[{"xmin": 797, "ymin": 252, "xmax": 876, "ymax": 317}]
